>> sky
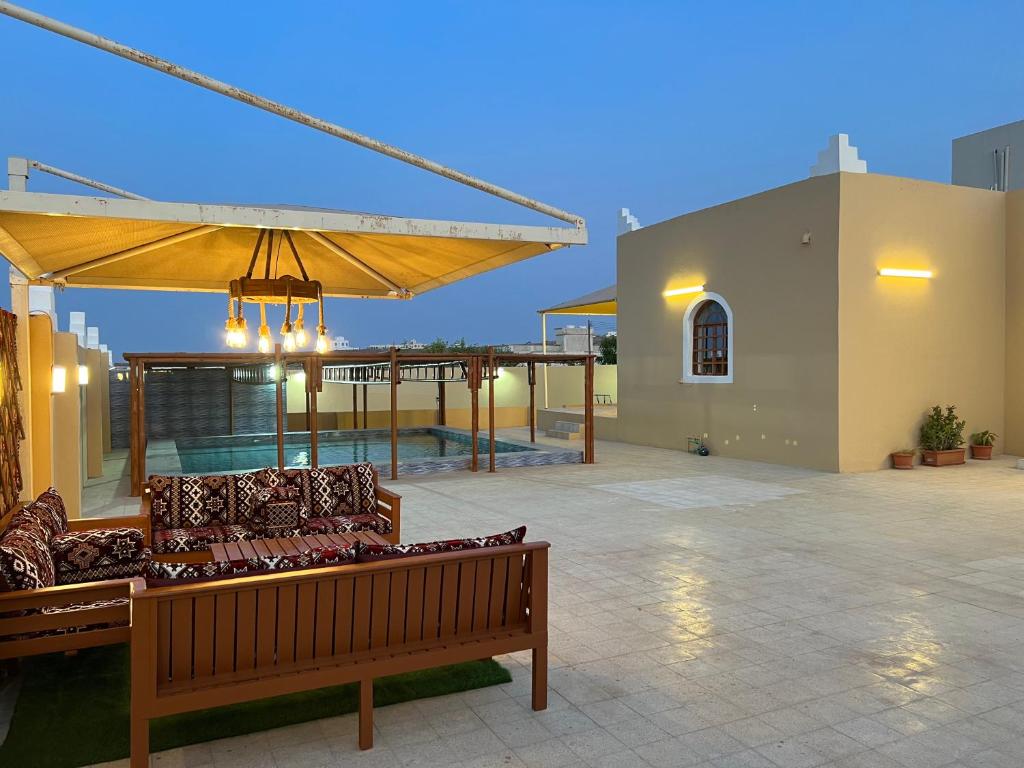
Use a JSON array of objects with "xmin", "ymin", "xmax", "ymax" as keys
[{"xmin": 0, "ymin": 1, "xmax": 1022, "ymax": 360}]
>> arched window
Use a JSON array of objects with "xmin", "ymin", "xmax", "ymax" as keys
[
  {"xmin": 692, "ymin": 300, "xmax": 728, "ymax": 376},
  {"xmin": 682, "ymin": 293, "xmax": 733, "ymax": 384}
]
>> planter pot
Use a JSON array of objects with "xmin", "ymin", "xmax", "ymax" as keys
[
  {"xmin": 970, "ymin": 444, "xmax": 994, "ymax": 460},
  {"xmin": 921, "ymin": 448, "xmax": 966, "ymax": 467},
  {"xmin": 891, "ymin": 453, "xmax": 914, "ymax": 470}
]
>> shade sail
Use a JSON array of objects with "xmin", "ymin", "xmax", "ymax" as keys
[
  {"xmin": 0, "ymin": 191, "xmax": 586, "ymax": 298},
  {"xmin": 538, "ymin": 284, "xmax": 616, "ymax": 315}
]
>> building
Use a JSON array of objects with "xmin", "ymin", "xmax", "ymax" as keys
[
  {"xmin": 617, "ymin": 127, "xmax": 1024, "ymax": 472},
  {"xmin": 363, "ymin": 339, "xmax": 426, "ymax": 351},
  {"xmin": 556, "ymin": 324, "xmax": 598, "ymax": 355},
  {"xmin": 331, "ymin": 335, "xmax": 353, "ymax": 351}
]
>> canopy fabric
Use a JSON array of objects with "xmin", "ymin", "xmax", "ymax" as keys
[
  {"xmin": 538, "ymin": 283, "xmax": 616, "ymax": 315},
  {"xmin": 0, "ymin": 191, "xmax": 586, "ymax": 298}
]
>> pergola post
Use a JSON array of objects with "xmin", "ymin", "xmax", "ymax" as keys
[
  {"xmin": 488, "ymin": 347, "xmax": 496, "ymax": 473},
  {"xmin": 362, "ymin": 383, "xmax": 368, "ymax": 429},
  {"xmin": 351, "ymin": 382, "xmax": 357, "ymax": 430},
  {"xmin": 541, "ymin": 312, "xmax": 549, "ymax": 409},
  {"xmin": 584, "ymin": 355, "xmax": 595, "ymax": 464},
  {"xmin": 528, "ymin": 361, "xmax": 536, "ymax": 443},
  {"xmin": 274, "ymin": 345, "xmax": 284, "ymax": 471},
  {"xmin": 129, "ymin": 358, "xmax": 140, "ymax": 496},
  {"xmin": 437, "ymin": 378, "xmax": 446, "ymax": 426},
  {"xmin": 470, "ymin": 357, "xmax": 479, "ymax": 472},
  {"xmin": 226, "ymin": 367, "xmax": 234, "ymax": 435},
  {"xmin": 309, "ymin": 357, "xmax": 319, "ymax": 468},
  {"xmin": 390, "ymin": 347, "xmax": 399, "ymax": 481}
]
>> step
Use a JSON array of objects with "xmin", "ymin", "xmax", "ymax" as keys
[
  {"xmin": 545, "ymin": 429, "xmax": 583, "ymax": 440},
  {"xmin": 552, "ymin": 420, "xmax": 585, "ymax": 433}
]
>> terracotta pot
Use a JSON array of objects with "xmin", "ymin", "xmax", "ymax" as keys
[
  {"xmin": 891, "ymin": 452, "xmax": 914, "ymax": 470},
  {"xmin": 970, "ymin": 444, "xmax": 994, "ymax": 460},
  {"xmin": 921, "ymin": 448, "xmax": 966, "ymax": 466}
]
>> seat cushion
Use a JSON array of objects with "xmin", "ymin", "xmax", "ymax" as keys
[
  {"xmin": 0, "ymin": 529, "xmax": 56, "ymax": 591},
  {"xmin": 152, "ymin": 524, "xmax": 254, "ymax": 555},
  {"xmin": 248, "ymin": 486, "xmax": 306, "ymax": 537},
  {"xmin": 356, "ymin": 526, "xmax": 526, "ymax": 563},
  {"xmin": 7, "ymin": 488, "xmax": 69, "ymax": 545},
  {"xmin": 148, "ymin": 471, "xmax": 274, "ymax": 530},
  {"xmin": 304, "ymin": 513, "xmax": 392, "ymax": 536},
  {"xmin": 146, "ymin": 544, "xmax": 356, "ymax": 585},
  {"xmin": 51, "ymin": 528, "xmax": 150, "ymax": 585},
  {"xmin": 309, "ymin": 463, "xmax": 377, "ymax": 517}
]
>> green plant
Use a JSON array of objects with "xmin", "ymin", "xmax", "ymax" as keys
[
  {"xmin": 599, "ymin": 334, "xmax": 617, "ymax": 364},
  {"xmin": 892, "ymin": 448, "xmax": 915, "ymax": 455},
  {"xmin": 971, "ymin": 430, "xmax": 997, "ymax": 446},
  {"xmin": 919, "ymin": 405, "xmax": 966, "ymax": 452}
]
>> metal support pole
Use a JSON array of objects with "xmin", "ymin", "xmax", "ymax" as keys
[
  {"xmin": 27, "ymin": 158, "xmax": 149, "ymax": 199},
  {"xmin": 488, "ymin": 348, "xmax": 496, "ymax": 473},
  {"xmin": 585, "ymin": 356, "xmax": 595, "ymax": 464},
  {"xmin": 390, "ymin": 348, "xmax": 399, "ymax": 481},
  {"xmin": 470, "ymin": 358, "xmax": 479, "ymax": 472},
  {"xmin": 0, "ymin": 2, "xmax": 585, "ymax": 227},
  {"xmin": 541, "ymin": 313, "xmax": 549, "ymax": 409}
]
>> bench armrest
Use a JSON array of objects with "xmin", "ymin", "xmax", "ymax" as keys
[
  {"xmin": 375, "ymin": 485, "xmax": 401, "ymax": 544},
  {"xmin": 67, "ymin": 513, "xmax": 152, "ymax": 545}
]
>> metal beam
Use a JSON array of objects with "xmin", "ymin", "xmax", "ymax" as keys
[
  {"xmin": 27, "ymin": 159, "xmax": 149, "ymax": 200},
  {"xmin": 0, "ymin": 1, "xmax": 585, "ymax": 227},
  {"xmin": 0, "ymin": 190, "xmax": 587, "ymax": 246},
  {"xmin": 303, "ymin": 230, "xmax": 409, "ymax": 297},
  {"xmin": 45, "ymin": 224, "xmax": 222, "ymax": 279}
]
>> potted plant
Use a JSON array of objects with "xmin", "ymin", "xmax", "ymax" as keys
[
  {"xmin": 970, "ymin": 430, "xmax": 997, "ymax": 460},
  {"xmin": 919, "ymin": 405, "xmax": 966, "ymax": 466},
  {"xmin": 890, "ymin": 449, "xmax": 915, "ymax": 469}
]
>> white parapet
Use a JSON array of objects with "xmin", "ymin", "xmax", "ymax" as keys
[
  {"xmin": 28, "ymin": 284, "xmax": 56, "ymax": 326},
  {"xmin": 810, "ymin": 134, "xmax": 868, "ymax": 177},
  {"xmin": 68, "ymin": 311, "xmax": 86, "ymax": 347},
  {"xmin": 617, "ymin": 208, "xmax": 641, "ymax": 236},
  {"xmin": 86, "ymin": 326, "xmax": 99, "ymax": 349}
]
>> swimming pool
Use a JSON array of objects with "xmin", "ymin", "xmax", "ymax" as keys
[{"xmin": 173, "ymin": 427, "xmax": 538, "ymax": 475}]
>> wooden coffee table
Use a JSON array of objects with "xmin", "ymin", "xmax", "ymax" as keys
[{"xmin": 209, "ymin": 531, "xmax": 389, "ymax": 563}]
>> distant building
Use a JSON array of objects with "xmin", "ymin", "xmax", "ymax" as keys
[
  {"xmin": 364, "ymin": 339, "xmax": 426, "ymax": 351},
  {"xmin": 556, "ymin": 324, "xmax": 598, "ymax": 354},
  {"xmin": 331, "ymin": 335, "xmax": 352, "ymax": 351},
  {"xmin": 506, "ymin": 340, "xmax": 561, "ymax": 354}
]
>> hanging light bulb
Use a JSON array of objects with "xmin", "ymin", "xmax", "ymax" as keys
[
  {"xmin": 257, "ymin": 303, "xmax": 272, "ymax": 353},
  {"xmin": 234, "ymin": 314, "xmax": 248, "ymax": 348},
  {"xmin": 315, "ymin": 324, "xmax": 330, "ymax": 354},
  {"xmin": 224, "ymin": 316, "xmax": 238, "ymax": 347},
  {"xmin": 280, "ymin": 285, "xmax": 296, "ymax": 352},
  {"xmin": 293, "ymin": 304, "xmax": 308, "ymax": 347}
]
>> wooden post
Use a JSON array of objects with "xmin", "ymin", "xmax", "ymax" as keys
[
  {"xmin": 390, "ymin": 347, "xmax": 399, "ymax": 481},
  {"xmin": 227, "ymin": 366, "xmax": 234, "ymax": 435},
  {"xmin": 470, "ymin": 357, "xmax": 479, "ymax": 472},
  {"xmin": 584, "ymin": 356, "xmax": 595, "ymax": 464},
  {"xmin": 309, "ymin": 358, "xmax": 319, "ymax": 468},
  {"xmin": 359, "ymin": 678, "xmax": 374, "ymax": 750},
  {"xmin": 487, "ymin": 348, "xmax": 496, "ymax": 473},
  {"xmin": 437, "ymin": 379, "xmax": 446, "ymax": 426},
  {"xmin": 275, "ymin": 345, "xmax": 284, "ymax": 471},
  {"xmin": 362, "ymin": 383, "xmax": 368, "ymax": 429},
  {"xmin": 304, "ymin": 389, "xmax": 310, "ymax": 432},
  {"xmin": 137, "ymin": 360, "xmax": 146, "ymax": 492},
  {"xmin": 528, "ymin": 361, "xmax": 536, "ymax": 443},
  {"xmin": 351, "ymin": 382, "xmax": 357, "ymax": 430},
  {"xmin": 529, "ymin": 547, "xmax": 548, "ymax": 711},
  {"xmin": 129, "ymin": 585, "xmax": 152, "ymax": 767},
  {"xmin": 129, "ymin": 358, "xmax": 140, "ymax": 496}
]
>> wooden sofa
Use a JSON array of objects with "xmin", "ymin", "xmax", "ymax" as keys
[
  {"xmin": 142, "ymin": 464, "xmax": 401, "ymax": 562},
  {"xmin": 128, "ymin": 541, "xmax": 549, "ymax": 767}
]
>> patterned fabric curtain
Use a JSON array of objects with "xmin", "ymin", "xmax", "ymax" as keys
[{"xmin": 0, "ymin": 309, "xmax": 24, "ymax": 514}]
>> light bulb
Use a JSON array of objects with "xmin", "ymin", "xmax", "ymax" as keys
[
  {"xmin": 282, "ymin": 331, "xmax": 296, "ymax": 352},
  {"xmin": 294, "ymin": 321, "xmax": 308, "ymax": 347},
  {"xmin": 224, "ymin": 317, "xmax": 237, "ymax": 347},
  {"xmin": 235, "ymin": 317, "xmax": 248, "ymax": 348},
  {"xmin": 315, "ymin": 326, "xmax": 330, "ymax": 354},
  {"xmin": 257, "ymin": 326, "xmax": 272, "ymax": 354}
]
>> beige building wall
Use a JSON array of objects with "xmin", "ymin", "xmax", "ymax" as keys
[
  {"xmin": 838, "ymin": 174, "xmax": 1006, "ymax": 471},
  {"xmin": 617, "ymin": 175, "xmax": 842, "ymax": 471},
  {"xmin": 27, "ymin": 314, "xmax": 53, "ymax": 496},
  {"xmin": 85, "ymin": 348, "xmax": 105, "ymax": 478},
  {"xmin": 51, "ymin": 332, "xmax": 82, "ymax": 518},
  {"xmin": 1005, "ymin": 190, "xmax": 1024, "ymax": 455}
]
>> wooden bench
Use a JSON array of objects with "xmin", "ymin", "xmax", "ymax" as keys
[{"xmin": 128, "ymin": 541, "xmax": 549, "ymax": 766}]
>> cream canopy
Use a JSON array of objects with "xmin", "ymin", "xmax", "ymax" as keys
[
  {"xmin": 0, "ymin": 190, "xmax": 586, "ymax": 298},
  {"xmin": 538, "ymin": 284, "xmax": 616, "ymax": 316}
]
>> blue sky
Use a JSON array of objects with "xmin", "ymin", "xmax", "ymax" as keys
[{"xmin": 0, "ymin": 1, "xmax": 1022, "ymax": 359}]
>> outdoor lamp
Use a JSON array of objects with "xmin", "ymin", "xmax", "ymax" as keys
[
  {"xmin": 51, "ymin": 365, "xmax": 66, "ymax": 394},
  {"xmin": 78, "ymin": 365, "xmax": 89, "ymax": 385}
]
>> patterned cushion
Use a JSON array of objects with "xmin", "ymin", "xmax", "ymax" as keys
[
  {"xmin": 249, "ymin": 486, "xmax": 306, "ymax": 537},
  {"xmin": 151, "ymin": 524, "xmax": 254, "ymax": 554},
  {"xmin": 264, "ymin": 468, "xmax": 315, "ymax": 517},
  {"xmin": 32, "ymin": 487, "xmax": 69, "ymax": 537},
  {"xmin": 356, "ymin": 526, "xmax": 526, "ymax": 563},
  {"xmin": 146, "ymin": 544, "xmax": 356, "ymax": 585},
  {"xmin": 230, "ymin": 470, "xmax": 273, "ymax": 524},
  {"xmin": 51, "ymin": 528, "xmax": 150, "ymax": 585},
  {"xmin": 148, "ymin": 471, "xmax": 275, "ymax": 531},
  {"xmin": 310, "ymin": 463, "xmax": 377, "ymax": 517},
  {"xmin": 0, "ymin": 529, "xmax": 56, "ymax": 591},
  {"xmin": 304, "ymin": 513, "xmax": 393, "ymax": 536}
]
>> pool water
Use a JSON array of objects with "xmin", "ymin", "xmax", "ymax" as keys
[{"xmin": 174, "ymin": 429, "xmax": 531, "ymax": 474}]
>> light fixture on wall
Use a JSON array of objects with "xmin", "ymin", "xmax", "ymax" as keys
[
  {"xmin": 225, "ymin": 229, "xmax": 329, "ymax": 354},
  {"xmin": 663, "ymin": 284, "xmax": 706, "ymax": 297},
  {"xmin": 77, "ymin": 365, "xmax": 89, "ymax": 386},
  {"xmin": 878, "ymin": 268, "xmax": 932, "ymax": 279},
  {"xmin": 51, "ymin": 365, "xmax": 67, "ymax": 394}
]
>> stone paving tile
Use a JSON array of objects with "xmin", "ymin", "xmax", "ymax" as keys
[{"xmin": 74, "ymin": 447, "xmax": 1024, "ymax": 767}]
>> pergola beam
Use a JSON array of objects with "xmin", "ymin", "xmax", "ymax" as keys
[
  {"xmin": 44, "ymin": 225, "xmax": 223, "ymax": 280},
  {"xmin": 0, "ymin": 221, "xmax": 43, "ymax": 277},
  {"xmin": 0, "ymin": 1, "xmax": 585, "ymax": 227}
]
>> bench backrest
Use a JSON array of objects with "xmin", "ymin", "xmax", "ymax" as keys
[{"xmin": 131, "ymin": 542, "xmax": 547, "ymax": 710}]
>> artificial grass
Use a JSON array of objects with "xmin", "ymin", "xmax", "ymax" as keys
[{"xmin": 0, "ymin": 643, "xmax": 511, "ymax": 768}]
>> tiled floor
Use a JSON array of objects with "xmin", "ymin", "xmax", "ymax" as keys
[{"xmin": 78, "ymin": 435, "xmax": 1024, "ymax": 767}]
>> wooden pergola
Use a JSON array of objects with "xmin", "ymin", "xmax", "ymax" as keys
[{"xmin": 124, "ymin": 348, "xmax": 595, "ymax": 494}]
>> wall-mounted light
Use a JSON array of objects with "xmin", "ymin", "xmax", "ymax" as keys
[
  {"xmin": 878, "ymin": 268, "xmax": 932, "ymax": 279},
  {"xmin": 663, "ymin": 284, "xmax": 706, "ymax": 297},
  {"xmin": 497, "ymin": 367, "xmax": 506, "ymax": 378},
  {"xmin": 78, "ymin": 365, "xmax": 89, "ymax": 386},
  {"xmin": 51, "ymin": 366, "xmax": 67, "ymax": 394}
]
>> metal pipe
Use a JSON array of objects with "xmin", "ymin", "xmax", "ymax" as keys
[
  {"xmin": 0, "ymin": 1, "xmax": 584, "ymax": 226},
  {"xmin": 303, "ymin": 230, "xmax": 408, "ymax": 296},
  {"xmin": 27, "ymin": 159, "xmax": 149, "ymax": 200}
]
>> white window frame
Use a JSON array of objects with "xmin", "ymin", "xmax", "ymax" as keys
[{"xmin": 681, "ymin": 292, "xmax": 734, "ymax": 384}]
